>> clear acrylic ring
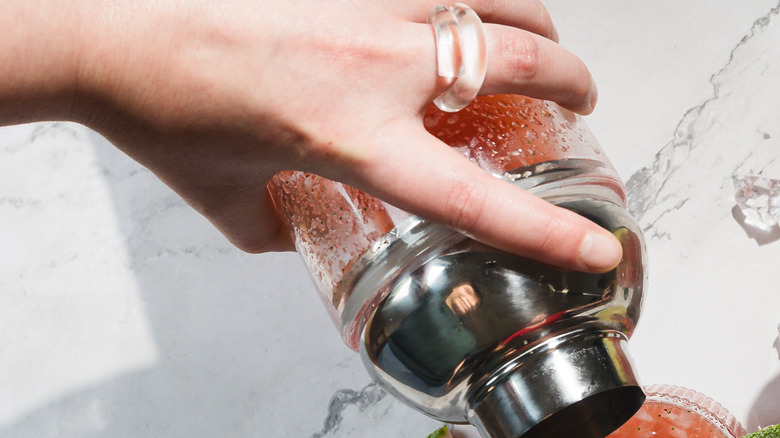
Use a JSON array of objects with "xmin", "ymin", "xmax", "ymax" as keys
[{"xmin": 428, "ymin": 3, "xmax": 487, "ymax": 112}]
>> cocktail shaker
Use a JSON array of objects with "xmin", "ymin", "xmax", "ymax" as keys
[{"xmin": 268, "ymin": 95, "xmax": 647, "ymax": 438}]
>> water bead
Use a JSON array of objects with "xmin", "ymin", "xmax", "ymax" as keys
[{"xmin": 265, "ymin": 95, "xmax": 612, "ymax": 342}]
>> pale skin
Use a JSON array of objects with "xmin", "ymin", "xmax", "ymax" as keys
[{"xmin": 1, "ymin": 0, "xmax": 622, "ymax": 272}]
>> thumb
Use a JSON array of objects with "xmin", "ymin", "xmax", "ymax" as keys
[{"xmin": 353, "ymin": 124, "xmax": 623, "ymax": 273}]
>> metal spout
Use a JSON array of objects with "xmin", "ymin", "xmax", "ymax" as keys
[{"xmin": 469, "ymin": 330, "xmax": 644, "ymax": 438}]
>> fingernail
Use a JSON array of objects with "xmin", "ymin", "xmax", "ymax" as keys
[
  {"xmin": 578, "ymin": 231, "xmax": 622, "ymax": 272},
  {"xmin": 589, "ymin": 77, "xmax": 599, "ymax": 111},
  {"xmin": 550, "ymin": 24, "xmax": 560, "ymax": 42}
]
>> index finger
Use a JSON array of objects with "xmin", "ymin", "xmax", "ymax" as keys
[
  {"xmin": 347, "ymin": 121, "xmax": 623, "ymax": 273},
  {"xmin": 480, "ymin": 23, "xmax": 597, "ymax": 114}
]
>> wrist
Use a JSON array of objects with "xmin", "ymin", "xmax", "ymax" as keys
[
  {"xmin": 54, "ymin": 3, "xmax": 187, "ymax": 129},
  {"xmin": 0, "ymin": 0, "xmax": 90, "ymax": 124}
]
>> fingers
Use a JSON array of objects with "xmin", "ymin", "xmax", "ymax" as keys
[
  {"xmin": 480, "ymin": 23, "xmax": 597, "ymax": 114},
  {"xmin": 460, "ymin": 0, "xmax": 558, "ymax": 42},
  {"xmin": 405, "ymin": 2, "xmax": 596, "ymax": 115},
  {"xmin": 351, "ymin": 123, "xmax": 622, "ymax": 273},
  {"xmin": 185, "ymin": 183, "xmax": 294, "ymax": 253},
  {"xmin": 402, "ymin": 0, "xmax": 558, "ymax": 41}
]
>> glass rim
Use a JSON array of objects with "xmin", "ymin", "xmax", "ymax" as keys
[{"xmin": 643, "ymin": 384, "xmax": 746, "ymax": 437}]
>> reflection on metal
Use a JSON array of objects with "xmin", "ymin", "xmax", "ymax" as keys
[
  {"xmin": 344, "ymin": 161, "xmax": 647, "ymax": 438},
  {"xmin": 445, "ymin": 284, "xmax": 481, "ymax": 316}
]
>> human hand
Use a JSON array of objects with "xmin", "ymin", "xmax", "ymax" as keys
[{"xmin": 57, "ymin": 0, "xmax": 618, "ymax": 272}]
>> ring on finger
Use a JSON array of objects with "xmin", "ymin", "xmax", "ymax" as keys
[{"xmin": 428, "ymin": 3, "xmax": 487, "ymax": 112}]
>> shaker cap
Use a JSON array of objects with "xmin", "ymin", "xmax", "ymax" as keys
[{"xmin": 469, "ymin": 331, "xmax": 645, "ymax": 438}]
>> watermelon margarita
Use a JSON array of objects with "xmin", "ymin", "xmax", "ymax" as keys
[{"xmin": 607, "ymin": 385, "xmax": 746, "ymax": 438}]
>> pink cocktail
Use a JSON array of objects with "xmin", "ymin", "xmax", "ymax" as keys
[{"xmin": 607, "ymin": 385, "xmax": 746, "ymax": 438}]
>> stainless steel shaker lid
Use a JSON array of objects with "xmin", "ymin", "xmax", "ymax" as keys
[{"xmin": 469, "ymin": 330, "xmax": 645, "ymax": 438}]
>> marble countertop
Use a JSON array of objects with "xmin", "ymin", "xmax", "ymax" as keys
[{"xmin": 2, "ymin": 1, "xmax": 780, "ymax": 437}]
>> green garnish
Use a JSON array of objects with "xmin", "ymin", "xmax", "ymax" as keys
[
  {"xmin": 426, "ymin": 425, "xmax": 450, "ymax": 438},
  {"xmin": 743, "ymin": 424, "xmax": 780, "ymax": 438}
]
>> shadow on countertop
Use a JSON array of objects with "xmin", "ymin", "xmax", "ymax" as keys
[
  {"xmin": 0, "ymin": 127, "xmax": 353, "ymax": 438},
  {"xmin": 745, "ymin": 327, "xmax": 780, "ymax": 432}
]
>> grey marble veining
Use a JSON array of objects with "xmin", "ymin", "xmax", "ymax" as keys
[
  {"xmin": 626, "ymin": 0, "xmax": 780, "ymax": 233},
  {"xmin": 309, "ymin": 383, "xmax": 386, "ymax": 438}
]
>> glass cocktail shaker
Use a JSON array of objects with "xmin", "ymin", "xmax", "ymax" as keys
[{"xmin": 268, "ymin": 95, "xmax": 647, "ymax": 438}]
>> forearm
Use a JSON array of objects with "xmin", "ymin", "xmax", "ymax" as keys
[
  {"xmin": 0, "ymin": 0, "xmax": 89, "ymax": 124},
  {"xmin": 0, "ymin": 0, "xmax": 209, "ymax": 130}
]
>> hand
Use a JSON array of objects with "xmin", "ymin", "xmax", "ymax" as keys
[{"xmin": 4, "ymin": 0, "xmax": 621, "ymax": 272}]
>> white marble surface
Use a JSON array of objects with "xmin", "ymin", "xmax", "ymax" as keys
[{"xmin": 2, "ymin": 1, "xmax": 780, "ymax": 437}]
